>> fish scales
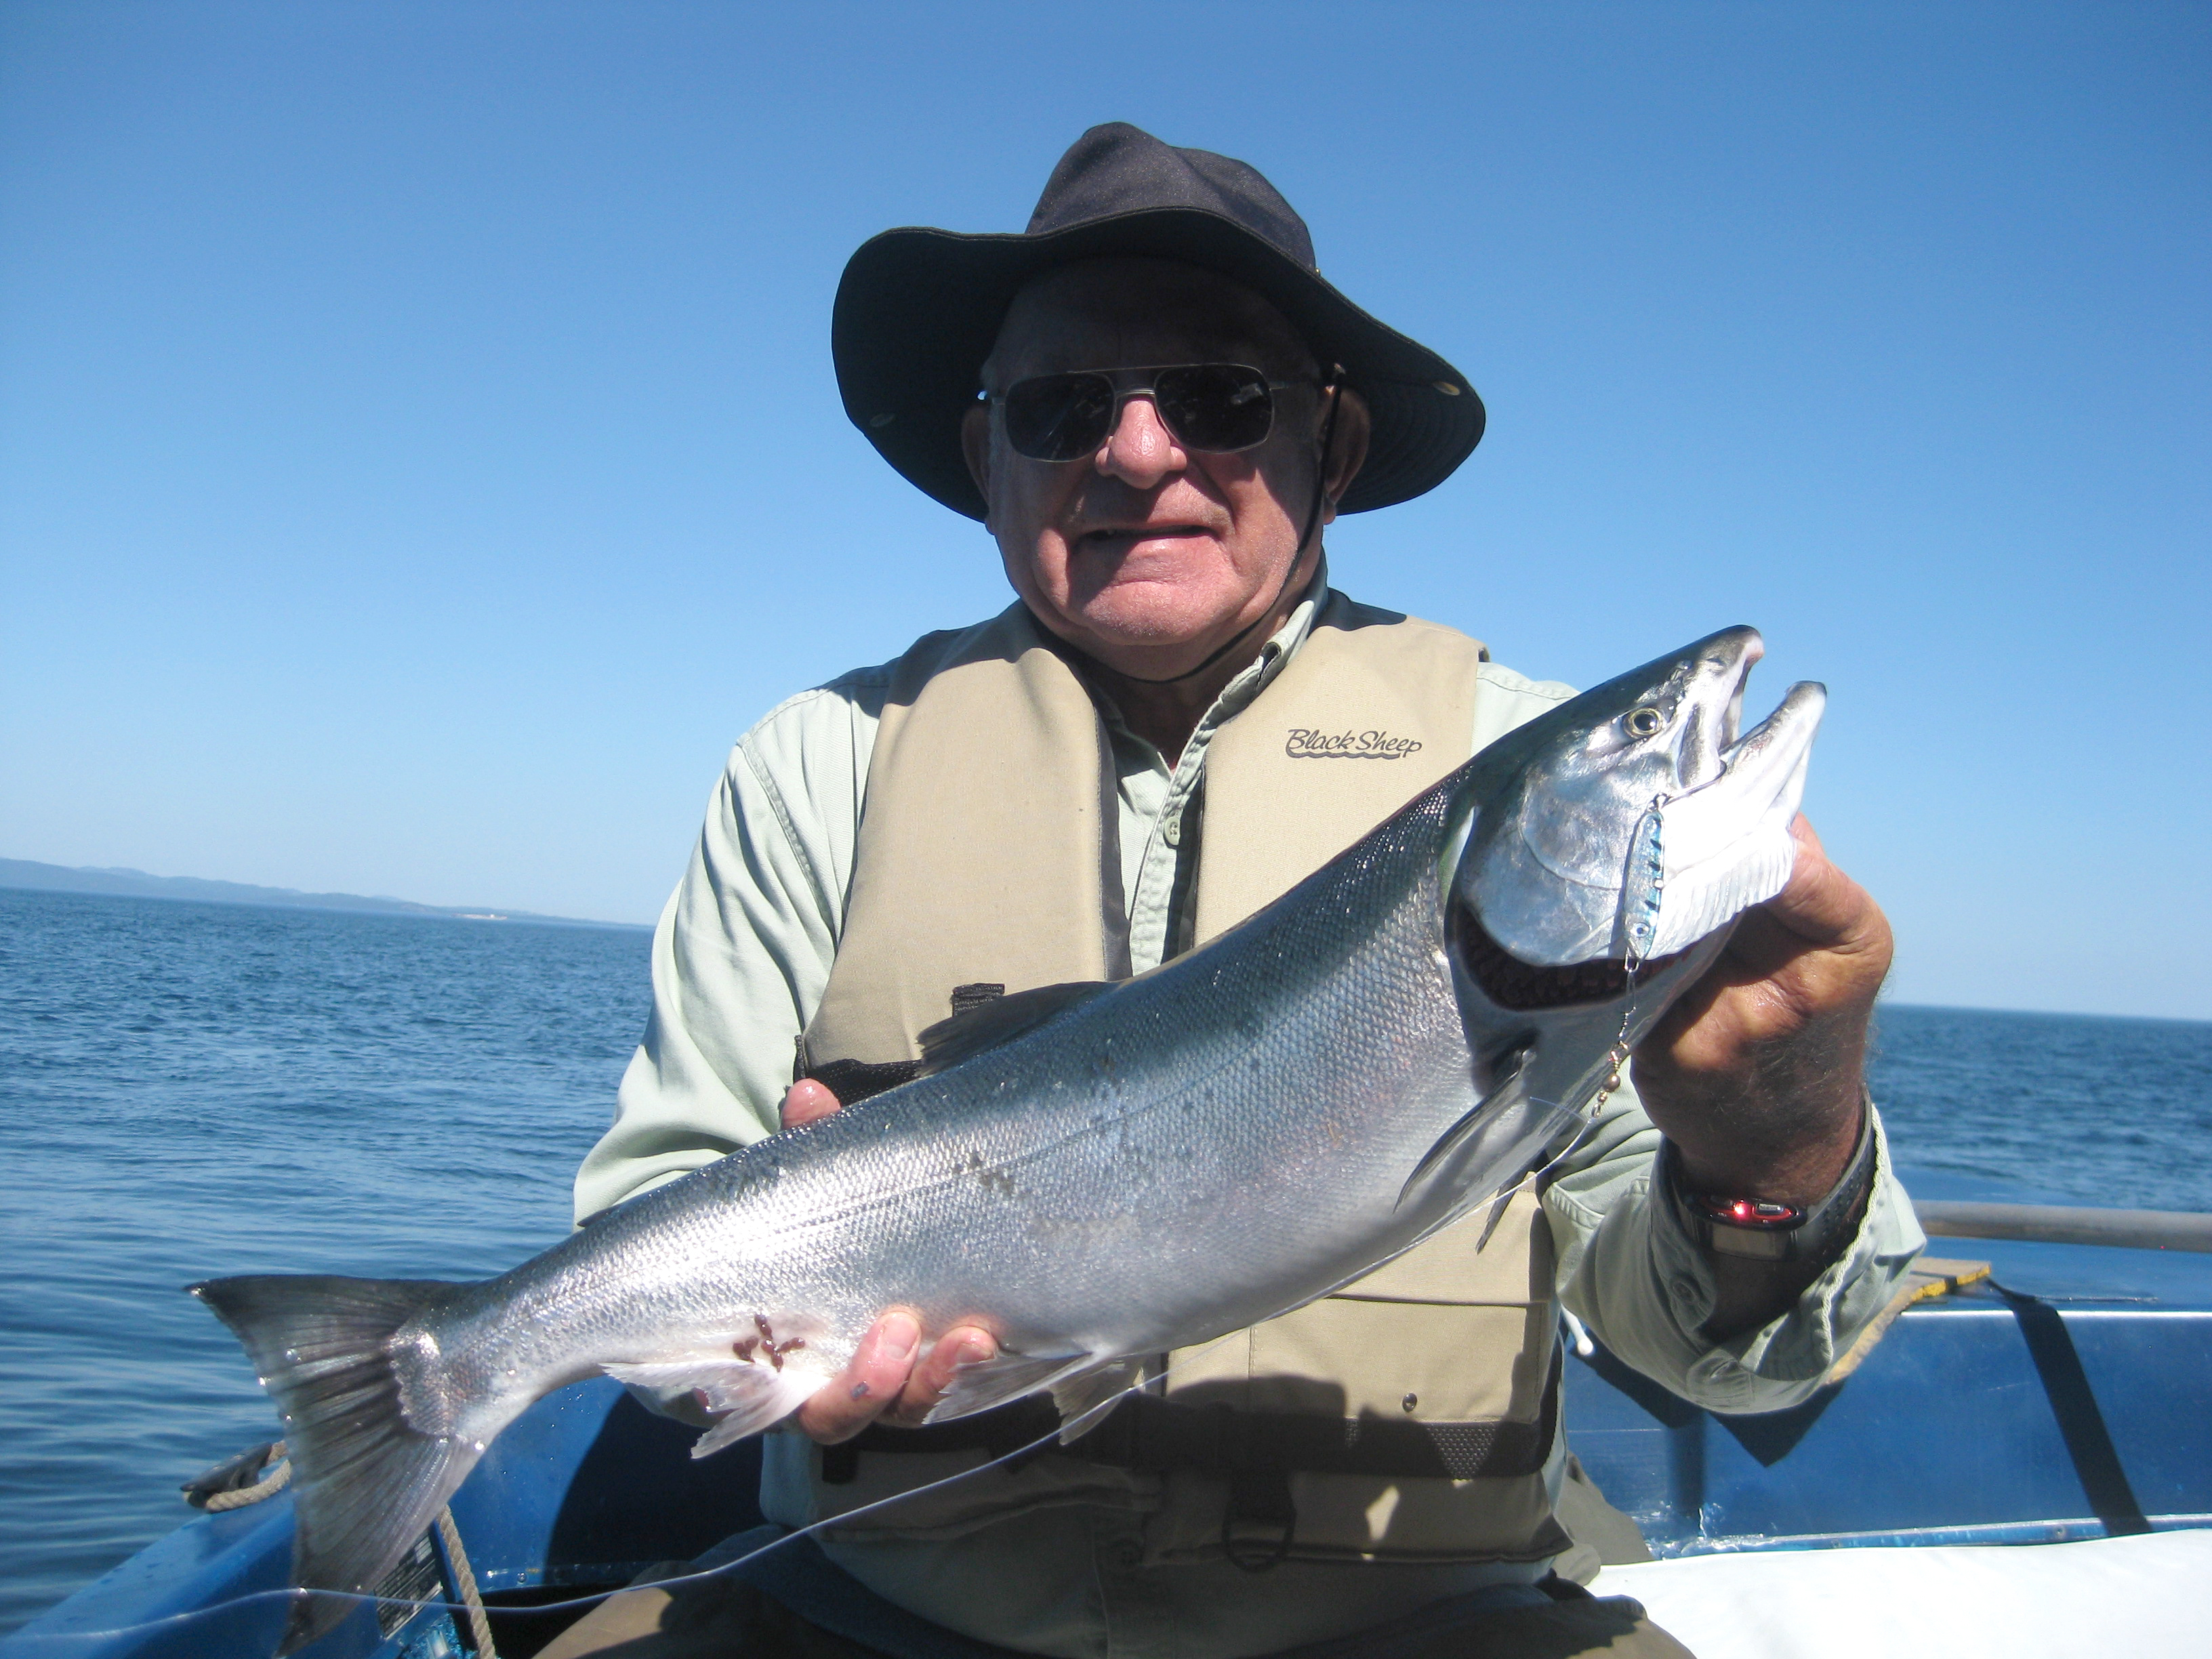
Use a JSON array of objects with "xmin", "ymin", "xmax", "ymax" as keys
[{"xmin": 436, "ymin": 785, "xmax": 1475, "ymax": 1406}]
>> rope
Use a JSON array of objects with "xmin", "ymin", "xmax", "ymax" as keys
[
  {"xmin": 186, "ymin": 1439, "xmax": 497, "ymax": 1656},
  {"xmin": 1822, "ymin": 1258, "xmax": 1992, "ymax": 1385},
  {"xmin": 435, "ymin": 1504, "xmax": 499, "ymax": 1658},
  {"xmin": 199, "ymin": 1441, "xmax": 291, "ymax": 1512}
]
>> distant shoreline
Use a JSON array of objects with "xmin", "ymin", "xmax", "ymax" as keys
[
  {"xmin": 4, "ymin": 862, "xmax": 2204, "ymax": 1022},
  {"xmin": 0, "ymin": 857, "xmax": 646, "ymax": 931}
]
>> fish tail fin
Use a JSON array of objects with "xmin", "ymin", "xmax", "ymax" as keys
[{"xmin": 191, "ymin": 1274, "xmax": 480, "ymax": 1656}]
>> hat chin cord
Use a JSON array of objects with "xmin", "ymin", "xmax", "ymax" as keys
[{"xmin": 1103, "ymin": 379, "xmax": 1345, "ymax": 690}]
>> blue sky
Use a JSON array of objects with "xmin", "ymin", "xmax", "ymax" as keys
[{"xmin": 2, "ymin": 2, "xmax": 2205, "ymax": 1018}]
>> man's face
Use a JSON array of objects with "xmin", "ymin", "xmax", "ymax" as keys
[{"xmin": 961, "ymin": 260, "xmax": 1368, "ymax": 679}]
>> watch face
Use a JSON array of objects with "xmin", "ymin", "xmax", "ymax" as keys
[{"xmin": 1698, "ymin": 1197, "xmax": 1806, "ymax": 1230}]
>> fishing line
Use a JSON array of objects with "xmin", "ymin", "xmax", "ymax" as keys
[{"xmin": 9, "ymin": 1329, "xmax": 1258, "ymax": 1650}]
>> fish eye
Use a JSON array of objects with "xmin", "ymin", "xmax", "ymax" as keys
[{"xmin": 1621, "ymin": 708, "xmax": 1666, "ymax": 739}]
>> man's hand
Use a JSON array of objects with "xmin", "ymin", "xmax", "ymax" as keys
[
  {"xmin": 1633, "ymin": 815, "xmax": 1891, "ymax": 1202},
  {"xmin": 1628, "ymin": 816, "xmax": 1891, "ymax": 1334},
  {"xmin": 775, "ymin": 1079, "xmax": 1001, "ymax": 1443}
]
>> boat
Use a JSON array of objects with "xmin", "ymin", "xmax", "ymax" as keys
[{"xmin": 8, "ymin": 1172, "xmax": 2209, "ymax": 1659}]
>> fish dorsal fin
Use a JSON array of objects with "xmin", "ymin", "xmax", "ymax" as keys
[{"xmin": 915, "ymin": 981, "xmax": 1113, "ymax": 1075}]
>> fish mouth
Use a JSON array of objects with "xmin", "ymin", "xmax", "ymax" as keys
[
  {"xmin": 1671, "ymin": 672, "xmax": 1825, "ymax": 855},
  {"xmin": 1688, "ymin": 629, "xmax": 1822, "ymax": 806},
  {"xmin": 1672, "ymin": 627, "xmax": 1761, "ymax": 794},
  {"xmin": 1635, "ymin": 662, "xmax": 1826, "ymax": 962},
  {"xmin": 1454, "ymin": 907, "xmax": 1687, "ymax": 1010}
]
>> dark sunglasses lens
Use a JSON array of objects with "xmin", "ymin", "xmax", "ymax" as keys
[
  {"xmin": 1004, "ymin": 373, "xmax": 1115, "ymax": 461},
  {"xmin": 1156, "ymin": 365, "xmax": 1274, "ymax": 451}
]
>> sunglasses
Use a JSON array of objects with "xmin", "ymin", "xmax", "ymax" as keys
[{"xmin": 990, "ymin": 363, "xmax": 1316, "ymax": 463}]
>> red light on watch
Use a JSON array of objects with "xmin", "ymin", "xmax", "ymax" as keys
[{"xmin": 1700, "ymin": 1196, "xmax": 1806, "ymax": 1229}]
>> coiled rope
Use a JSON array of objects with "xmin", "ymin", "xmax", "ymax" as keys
[{"xmin": 197, "ymin": 1441, "xmax": 291, "ymax": 1512}]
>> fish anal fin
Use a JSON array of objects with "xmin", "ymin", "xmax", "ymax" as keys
[
  {"xmin": 1050, "ymin": 1358, "xmax": 1145, "ymax": 1443},
  {"xmin": 601, "ymin": 1352, "xmax": 831, "ymax": 1458},
  {"xmin": 916, "ymin": 982, "xmax": 1114, "ymax": 1075},
  {"xmin": 920, "ymin": 1349, "xmax": 1084, "ymax": 1424}
]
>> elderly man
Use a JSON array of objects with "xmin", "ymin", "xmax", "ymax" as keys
[{"xmin": 567, "ymin": 125, "xmax": 1920, "ymax": 1659}]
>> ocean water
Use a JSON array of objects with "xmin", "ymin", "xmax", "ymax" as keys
[{"xmin": 1, "ymin": 885, "xmax": 2208, "ymax": 1635}]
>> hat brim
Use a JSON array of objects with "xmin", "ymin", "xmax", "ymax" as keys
[{"xmin": 832, "ymin": 207, "xmax": 1485, "ymax": 520}]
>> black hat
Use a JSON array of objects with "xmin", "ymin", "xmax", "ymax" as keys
[{"xmin": 832, "ymin": 123, "xmax": 1485, "ymax": 520}]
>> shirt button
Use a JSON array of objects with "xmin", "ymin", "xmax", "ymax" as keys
[{"xmin": 1161, "ymin": 811, "xmax": 1183, "ymax": 847}]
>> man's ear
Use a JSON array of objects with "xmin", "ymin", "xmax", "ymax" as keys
[
  {"xmin": 960, "ymin": 402, "xmax": 994, "ymax": 519},
  {"xmin": 1319, "ymin": 386, "xmax": 1372, "ymax": 525}
]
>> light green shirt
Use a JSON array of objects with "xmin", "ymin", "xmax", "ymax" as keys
[{"xmin": 575, "ymin": 583, "xmax": 1924, "ymax": 1658}]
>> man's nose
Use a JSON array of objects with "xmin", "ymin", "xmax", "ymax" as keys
[{"xmin": 1094, "ymin": 393, "xmax": 1185, "ymax": 488}]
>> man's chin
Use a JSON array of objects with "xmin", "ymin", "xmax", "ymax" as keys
[{"xmin": 1056, "ymin": 596, "xmax": 1254, "ymax": 676}]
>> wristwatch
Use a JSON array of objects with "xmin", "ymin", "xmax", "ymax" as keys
[{"xmin": 1660, "ymin": 1099, "xmax": 1877, "ymax": 1265}]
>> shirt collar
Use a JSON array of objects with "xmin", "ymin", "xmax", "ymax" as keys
[
  {"xmin": 1206, "ymin": 555, "xmax": 1329, "ymax": 725},
  {"xmin": 1069, "ymin": 555, "xmax": 1332, "ymax": 758}
]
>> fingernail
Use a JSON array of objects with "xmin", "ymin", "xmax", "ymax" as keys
[{"xmin": 880, "ymin": 1315, "xmax": 919, "ymax": 1363}]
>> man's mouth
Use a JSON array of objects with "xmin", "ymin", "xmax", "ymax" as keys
[{"xmin": 1075, "ymin": 524, "xmax": 1211, "ymax": 550}]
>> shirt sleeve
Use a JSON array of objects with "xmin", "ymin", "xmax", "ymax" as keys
[
  {"xmin": 572, "ymin": 672, "xmax": 888, "ymax": 1225},
  {"xmin": 1544, "ymin": 1086, "xmax": 1925, "ymax": 1412}
]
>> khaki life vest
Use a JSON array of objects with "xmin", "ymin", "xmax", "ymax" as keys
[{"xmin": 777, "ymin": 593, "xmax": 1571, "ymax": 1568}]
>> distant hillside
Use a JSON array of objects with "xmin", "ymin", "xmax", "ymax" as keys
[{"xmin": 0, "ymin": 858, "xmax": 640, "ymax": 930}]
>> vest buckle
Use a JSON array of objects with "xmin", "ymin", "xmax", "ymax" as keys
[{"xmin": 1221, "ymin": 1466, "xmax": 1297, "ymax": 1572}]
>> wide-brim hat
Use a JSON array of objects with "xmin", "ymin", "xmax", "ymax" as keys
[{"xmin": 833, "ymin": 123, "xmax": 1485, "ymax": 520}]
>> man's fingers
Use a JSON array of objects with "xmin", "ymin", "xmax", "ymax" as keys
[
  {"xmin": 781, "ymin": 1078, "xmax": 842, "ymax": 1130},
  {"xmin": 796, "ymin": 1310, "xmax": 920, "ymax": 1443},
  {"xmin": 885, "ymin": 1324, "xmax": 999, "ymax": 1428},
  {"xmin": 790, "ymin": 1315, "xmax": 1000, "ymax": 1441}
]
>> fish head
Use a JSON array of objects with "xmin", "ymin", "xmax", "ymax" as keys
[{"xmin": 1451, "ymin": 626, "xmax": 1826, "ymax": 969}]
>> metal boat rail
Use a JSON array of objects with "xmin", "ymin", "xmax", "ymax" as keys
[{"xmin": 1914, "ymin": 1201, "xmax": 2212, "ymax": 1253}]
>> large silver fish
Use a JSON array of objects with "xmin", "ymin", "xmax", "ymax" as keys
[{"xmin": 194, "ymin": 625, "xmax": 1823, "ymax": 1652}]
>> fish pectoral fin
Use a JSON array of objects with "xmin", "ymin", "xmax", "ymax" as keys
[
  {"xmin": 920, "ymin": 1349, "xmax": 1088, "ymax": 1425},
  {"xmin": 601, "ymin": 1355, "xmax": 830, "ymax": 1458},
  {"xmin": 1050, "ymin": 1357, "xmax": 1145, "ymax": 1443},
  {"xmin": 914, "ymin": 981, "xmax": 1115, "ymax": 1075},
  {"xmin": 1398, "ymin": 1060, "xmax": 1530, "ymax": 1214},
  {"xmin": 1395, "ymin": 1061, "xmax": 1584, "ymax": 1236}
]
